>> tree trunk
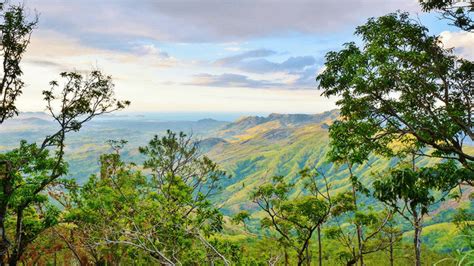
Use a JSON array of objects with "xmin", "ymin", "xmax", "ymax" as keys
[
  {"xmin": 414, "ymin": 219, "xmax": 422, "ymax": 266},
  {"xmin": 0, "ymin": 202, "xmax": 9, "ymax": 264},
  {"xmin": 356, "ymin": 225, "xmax": 364, "ymax": 266},
  {"xmin": 389, "ymin": 235, "xmax": 394, "ymax": 266},
  {"xmin": 9, "ymin": 208, "xmax": 24, "ymax": 266},
  {"xmin": 297, "ymin": 257, "xmax": 304, "ymax": 266},
  {"xmin": 390, "ymin": 239, "xmax": 393, "ymax": 266},
  {"xmin": 284, "ymin": 249, "xmax": 289, "ymax": 266},
  {"xmin": 351, "ymin": 186, "xmax": 364, "ymax": 266},
  {"xmin": 347, "ymin": 258, "xmax": 357, "ymax": 266},
  {"xmin": 349, "ymin": 164, "xmax": 364, "ymax": 266},
  {"xmin": 0, "ymin": 161, "xmax": 12, "ymax": 263},
  {"xmin": 317, "ymin": 225, "xmax": 322, "ymax": 266},
  {"xmin": 306, "ymin": 240, "xmax": 311, "ymax": 266}
]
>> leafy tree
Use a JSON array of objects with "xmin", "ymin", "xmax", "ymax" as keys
[
  {"xmin": 435, "ymin": 205, "xmax": 474, "ymax": 265},
  {"xmin": 380, "ymin": 219, "xmax": 403, "ymax": 266},
  {"xmin": 0, "ymin": 70, "xmax": 128, "ymax": 265},
  {"xmin": 324, "ymin": 120, "xmax": 394, "ymax": 266},
  {"xmin": 373, "ymin": 160, "xmax": 463, "ymax": 266},
  {"xmin": 137, "ymin": 130, "xmax": 229, "ymax": 264},
  {"xmin": 0, "ymin": 3, "xmax": 37, "ymax": 261},
  {"xmin": 420, "ymin": 0, "xmax": 474, "ymax": 31},
  {"xmin": 0, "ymin": 3, "xmax": 37, "ymax": 124},
  {"xmin": 67, "ymin": 131, "xmax": 230, "ymax": 265},
  {"xmin": 0, "ymin": 2, "xmax": 129, "ymax": 264},
  {"xmin": 252, "ymin": 170, "xmax": 332, "ymax": 266},
  {"xmin": 316, "ymin": 12, "xmax": 474, "ymax": 177},
  {"xmin": 325, "ymin": 192, "xmax": 394, "ymax": 266},
  {"xmin": 64, "ymin": 146, "xmax": 146, "ymax": 264}
]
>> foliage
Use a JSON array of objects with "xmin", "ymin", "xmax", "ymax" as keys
[
  {"xmin": 420, "ymin": 0, "xmax": 474, "ymax": 31},
  {"xmin": 252, "ymin": 170, "xmax": 333, "ymax": 266},
  {"xmin": 373, "ymin": 159, "xmax": 464, "ymax": 266},
  {"xmin": 0, "ymin": 1, "xmax": 471, "ymax": 265},
  {"xmin": 0, "ymin": 3, "xmax": 129, "ymax": 265},
  {"xmin": 317, "ymin": 12, "xmax": 474, "ymax": 175},
  {"xmin": 0, "ymin": 3, "xmax": 37, "ymax": 123},
  {"xmin": 65, "ymin": 131, "xmax": 230, "ymax": 265}
]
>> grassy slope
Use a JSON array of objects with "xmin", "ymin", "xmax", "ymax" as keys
[
  {"xmin": 2, "ymin": 112, "xmax": 472, "ymax": 254},
  {"xmin": 207, "ymin": 121, "xmax": 449, "ymax": 215},
  {"xmin": 204, "ymin": 114, "xmax": 473, "ymax": 255}
]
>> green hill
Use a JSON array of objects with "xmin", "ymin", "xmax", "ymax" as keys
[{"xmin": 1, "ymin": 110, "xmax": 472, "ymax": 247}]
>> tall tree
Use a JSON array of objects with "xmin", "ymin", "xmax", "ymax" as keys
[
  {"xmin": 316, "ymin": 12, "xmax": 474, "ymax": 176},
  {"xmin": 252, "ymin": 170, "xmax": 333, "ymax": 266},
  {"xmin": 324, "ymin": 118, "xmax": 394, "ymax": 266},
  {"xmin": 67, "ymin": 131, "xmax": 230, "ymax": 265},
  {"xmin": 0, "ymin": 70, "xmax": 129, "ymax": 265},
  {"xmin": 138, "ymin": 130, "xmax": 229, "ymax": 265},
  {"xmin": 325, "ymin": 191, "xmax": 394, "ymax": 266},
  {"xmin": 0, "ymin": 3, "xmax": 129, "ymax": 264},
  {"xmin": 0, "ymin": 3, "xmax": 37, "ymax": 124}
]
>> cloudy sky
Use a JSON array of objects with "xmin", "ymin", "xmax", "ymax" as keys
[{"xmin": 16, "ymin": 0, "xmax": 473, "ymax": 115}]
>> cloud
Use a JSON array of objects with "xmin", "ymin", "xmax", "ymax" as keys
[
  {"xmin": 211, "ymin": 49, "xmax": 319, "ymax": 88},
  {"xmin": 215, "ymin": 49, "xmax": 277, "ymax": 65},
  {"xmin": 27, "ymin": 0, "xmax": 419, "ymax": 44},
  {"xmin": 187, "ymin": 73, "xmax": 283, "ymax": 88},
  {"xmin": 440, "ymin": 31, "xmax": 474, "ymax": 60},
  {"xmin": 239, "ymin": 56, "xmax": 317, "ymax": 73},
  {"xmin": 290, "ymin": 66, "xmax": 319, "ymax": 88},
  {"xmin": 187, "ymin": 73, "xmax": 279, "ymax": 88},
  {"xmin": 215, "ymin": 49, "xmax": 317, "ymax": 74},
  {"xmin": 186, "ymin": 66, "xmax": 322, "ymax": 90},
  {"xmin": 24, "ymin": 59, "xmax": 64, "ymax": 68},
  {"xmin": 144, "ymin": 0, "xmax": 419, "ymax": 41},
  {"xmin": 131, "ymin": 44, "xmax": 170, "ymax": 58},
  {"xmin": 25, "ymin": 31, "xmax": 177, "ymax": 70}
]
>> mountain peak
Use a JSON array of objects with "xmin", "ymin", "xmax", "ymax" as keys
[{"xmin": 218, "ymin": 109, "xmax": 340, "ymax": 139}]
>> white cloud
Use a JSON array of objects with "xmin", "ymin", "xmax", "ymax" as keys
[
  {"xmin": 131, "ymin": 44, "xmax": 170, "ymax": 58},
  {"xmin": 440, "ymin": 31, "xmax": 474, "ymax": 60}
]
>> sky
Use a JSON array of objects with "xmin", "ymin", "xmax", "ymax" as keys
[{"xmin": 15, "ymin": 0, "xmax": 474, "ymax": 115}]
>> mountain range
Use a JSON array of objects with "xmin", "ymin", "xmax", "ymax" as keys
[{"xmin": 1, "ymin": 110, "xmax": 472, "ymax": 253}]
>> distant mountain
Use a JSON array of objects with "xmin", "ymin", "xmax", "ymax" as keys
[
  {"xmin": 217, "ymin": 109, "xmax": 339, "ymax": 139},
  {"xmin": 1, "ymin": 109, "xmax": 471, "ymax": 251},
  {"xmin": 16, "ymin": 112, "xmax": 53, "ymax": 121},
  {"xmin": 198, "ymin": 110, "xmax": 473, "ymax": 241},
  {"xmin": 196, "ymin": 137, "xmax": 228, "ymax": 153}
]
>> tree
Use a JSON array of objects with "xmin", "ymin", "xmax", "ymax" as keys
[
  {"xmin": 0, "ymin": 3, "xmax": 37, "ymax": 260},
  {"xmin": 137, "ymin": 130, "xmax": 229, "ymax": 264},
  {"xmin": 324, "ymin": 119, "xmax": 395, "ymax": 266},
  {"xmin": 0, "ymin": 3, "xmax": 37, "ymax": 124},
  {"xmin": 252, "ymin": 170, "xmax": 332, "ymax": 266},
  {"xmin": 316, "ymin": 12, "xmax": 474, "ymax": 176},
  {"xmin": 67, "ymin": 131, "xmax": 230, "ymax": 265},
  {"xmin": 0, "ymin": 2, "xmax": 129, "ymax": 264},
  {"xmin": 0, "ymin": 70, "xmax": 129, "ymax": 265},
  {"xmin": 325, "ymin": 192, "xmax": 394, "ymax": 266},
  {"xmin": 373, "ymin": 160, "xmax": 464, "ymax": 266},
  {"xmin": 65, "ymin": 143, "xmax": 149, "ymax": 265},
  {"xmin": 232, "ymin": 210, "xmax": 251, "ymax": 231},
  {"xmin": 419, "ymin": 0, "xmax": 474, "ymax": 31}
]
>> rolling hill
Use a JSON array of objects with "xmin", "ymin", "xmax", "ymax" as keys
[{"xmin": 1, "ymin": 110, "xmax": 472, "ymax": 251}]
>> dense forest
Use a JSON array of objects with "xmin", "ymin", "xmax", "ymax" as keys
[{"xmin": 0, "ymin": 0, "xmax": 473, "ymax": 265}]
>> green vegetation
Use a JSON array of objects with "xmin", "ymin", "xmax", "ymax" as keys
[{"xmin": 0, "ymin": 0, "xmax": 472, "ymax": 265}]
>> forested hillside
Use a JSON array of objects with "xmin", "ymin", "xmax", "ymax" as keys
[
  {"xmin": 2, "ymin": 109, "xmax": 472, "ymax": 264},
  {"xmin": 0, "ymin": 0, "xmax": 472, "ymax": 265}
]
